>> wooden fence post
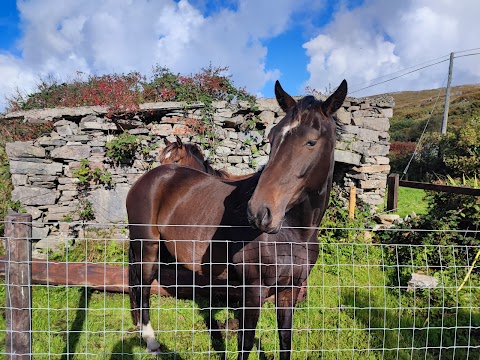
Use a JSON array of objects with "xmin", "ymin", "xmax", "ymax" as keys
[
  {"xmin": 386, "ymin": 174, "xmax": 399, "ymax": 212},
  {"xmin": 5, "ymin": 213, "xmax": 33, "ymax": 360},
  {"xmin": 349, "ymin": 185, "xmax": 356, "ymax": 220}
]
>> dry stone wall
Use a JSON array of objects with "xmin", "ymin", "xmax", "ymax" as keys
[{"xmin": 5, "ymin": 94, "xmax": 393, "ymax": 245}]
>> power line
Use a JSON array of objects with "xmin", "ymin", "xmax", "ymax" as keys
[
  {"xmin": 349, "ymin": 53, "xmax": 451, "ymax": 88},
  {"xmin": 401, "ymin": 77, "xmax": 447, "ymax": 180},
  {"xmin": 454, "ymin": 47, "xmax": 480, "ymax": 54},
  {"xmin": 348, "ymin": 50, "xmax": 480, "ymax": 95},
  {"xmin": 349, "ymin": 58, "xmax": 450, "ymax": 94},
  {"xmin": 454, "ymin": 52, "xmax": 480, "ymax": 59}
]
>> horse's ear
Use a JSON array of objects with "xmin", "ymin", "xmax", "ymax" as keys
[
  {"xmin": 321, "ymin": 79, "xmax": 347, "ymax": 116},
  {"xmin": 175, "ymin": 135, "xmax": 183, "ymax": 148},
  {"xmin": 164, "ymin": 138, "xmax": 172, "ymax": 146},
  {"xmin": 275, "ymin": 80, "xmax": 297, "ymax": 112}
]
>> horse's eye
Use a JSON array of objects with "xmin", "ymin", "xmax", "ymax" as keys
[{"xmin": 305, "ymin": 140, "xmax": 317, "ymax": 147}]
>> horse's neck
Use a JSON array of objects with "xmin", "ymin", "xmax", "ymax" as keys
[
  {"xmin": 287, "ymin": 180, "xmax": 332, "ymax": 229},
  {"xmin": 202, "ymin": 161, "xmax": 228, "ymax": 178}
]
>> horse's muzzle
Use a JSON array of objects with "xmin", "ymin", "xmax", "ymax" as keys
[{"xmin": 247, "ymin": 203, "xmax": 281, "ymax": 234}]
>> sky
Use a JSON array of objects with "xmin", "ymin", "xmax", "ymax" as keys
[{"xmin": 1, "ymin": 0, "xmax": 480, "ymax": 113}]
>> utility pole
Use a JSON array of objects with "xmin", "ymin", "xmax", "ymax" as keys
[{"xmin": 441, "ymin": 52, "xmax": 454, "ymax": 135}]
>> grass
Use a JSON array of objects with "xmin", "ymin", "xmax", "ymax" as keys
[
  {"xmin": 381, "ymin": 187, "xmax": 428, "ymax": 219},
  {"xmin": 395, "ymin": 187, "xmax": 428, "ymax": 218},
  {"xmin": 2, "ymin": 230, "xmax": 480, "ymax": 359},
  {"xmin": 389, "ymin": 84, "xmax": 480, "ymax": 142}
]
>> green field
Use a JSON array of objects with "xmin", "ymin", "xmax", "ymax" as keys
[
  {"xmin": 381, "ymin": 187, "xmax": 428, "ymax": 218},
  {"xmin": 2, "ymin": 236, "xmax": 479, "ymax": 359},
  {"xmin": 397, "ymin": 187, "xmax": 428, "ymax": 217}
]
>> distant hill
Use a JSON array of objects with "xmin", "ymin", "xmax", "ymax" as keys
[{"xmin": 383, "ymin": 84, "xmax": 480, "ymax": 142}]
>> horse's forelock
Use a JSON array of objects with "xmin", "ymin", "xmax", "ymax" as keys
[
  {"xmin": 281, "ymin": 95, "xmax": 325, "ymax": 133},
  {"xmin": 159, "ymin": 142, "xmax": 179, "ymax": 162},
  {"xmin": 298, "ymin": 96, "xmax": 335, "ymax": 131}
]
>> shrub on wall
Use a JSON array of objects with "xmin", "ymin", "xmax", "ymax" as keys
[
  {"xmin": 105, "ymin": 132, "xmax": 140, "ymax": 164},
  {"xmin": 6, "ymin": 64, "xmax": 255, "ymax": 116},
  {"xmin": 73, "ymin": 159, "xmax": 112, "ymax": 188},
  {"xmin": 6, "ymin": 72, "xmax": 143, "ymax": 117}
]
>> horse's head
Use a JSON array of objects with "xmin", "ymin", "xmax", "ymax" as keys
[
  {"xmin": 159, "ymin": 135, "xmax": 207, "ymax": 172},
  {"xmin": 247, "ymin": 79, "xmax": 347, "ymax": 233},
  {"xmin": 159, "ymin": 135, "xmax": 184, "ymax": 164}
]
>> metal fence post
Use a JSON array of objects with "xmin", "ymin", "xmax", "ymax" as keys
[{"xmin": 5, "ymin": 213, "xmax": 33, "ymax": 360}]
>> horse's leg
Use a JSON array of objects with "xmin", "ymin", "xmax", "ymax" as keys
[
  {"xmin": 275, "ymin": 286, "xmax": 301, "ymax": 360},
  {"xmin": 297, "ymin": 280, "xmax": 308, "ymax": 303},
  {"xmin": 128, "ymin": 239, "xmax": 142, "ymax": 328},
  {"xmin": 236, "ymin": 284, "xmax": 267, "ymax": 360},
  {"xmin": 139, "ymin": 238, "xmax": 161, "ymax": 352},
  {"xmin": 128, "ymin": 224, "xmax": 162, "ymax": 353}
]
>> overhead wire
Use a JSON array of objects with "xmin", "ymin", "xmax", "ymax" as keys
[
  {"xmin": 349, "ymin": 58, "xmax": 450, "ymax": 94},
  {"xmin": 349, "ymin": 53, "xmax": 451, "ymax": 89},
  {"xmin": 348, "ymin": 50, "xmax": 480, "ymax": 95}
]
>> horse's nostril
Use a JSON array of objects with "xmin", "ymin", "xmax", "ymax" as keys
[{"xmin": 260, "ymin": 205, "xmax": 272, "ymax": 228}]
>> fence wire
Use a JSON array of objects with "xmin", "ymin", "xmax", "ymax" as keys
[{"xmin": 1, "ymin": 221, "xmax": 479, "ymax": 359}]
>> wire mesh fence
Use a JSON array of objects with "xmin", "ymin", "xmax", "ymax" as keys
[{"xmin": 1, "ymin": 220, "xmax": 480, "ymax": 359}]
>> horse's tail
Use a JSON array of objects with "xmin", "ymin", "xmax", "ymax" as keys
[{"xmin": 128, "ymin": 239, "xmax": 141, "ymax": 327}]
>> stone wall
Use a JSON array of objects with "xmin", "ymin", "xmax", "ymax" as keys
[{"xmin": 5, "ymin": 94, "xmax": 393, "ymax": 243}]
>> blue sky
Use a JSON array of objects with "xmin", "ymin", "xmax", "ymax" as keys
[{"xmin": 1, "ymin": 0, "xmax": 480, "ymax": 112}]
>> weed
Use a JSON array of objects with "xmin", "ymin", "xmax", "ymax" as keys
[
  {"xmin": 77, "ymin": 199, "xmax": 95, "ymax": 221},
  {"xmin": 105, "ymin": 132, "xmax": 139, "ymax": 164},
  {"xmin": 72, "ymin": 159, "xmax": 112, "ymax": 188}
]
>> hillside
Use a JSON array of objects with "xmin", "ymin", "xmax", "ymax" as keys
[{"xmin": 386, "ymin": 83, "xmax": 480, "ymax": 142}]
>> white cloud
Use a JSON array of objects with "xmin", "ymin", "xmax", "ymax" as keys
[
  {"xmin": 1, "ymin": 0, "xmax": 305, "ymax": 112},
  {"xmin": 303, "ymin": 0, "xmax": 480, "ymax": 96},
  {"xmin": 0, "ymin": 54, "xmax": 36, "ymax": 111}
]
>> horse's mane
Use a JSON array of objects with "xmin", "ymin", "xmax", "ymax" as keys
[
  {"xmin": 160, "ymin": 141, "xmax": 231, "ymax": 178},
  {"xmin": 183, "ymin": 143, "xmax": 230, "ymax": 178}
]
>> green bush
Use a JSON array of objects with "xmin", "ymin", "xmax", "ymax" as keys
[
  {"xmin": 390, "ymin": 116, "xmax": 480, "ymax": 180},
  {"xmin": 442, "ymin": 116, "xmax": 480, "ymax": 177},
  {"xmin": 105, "ymin": 132, "xmax": 139, "ymax": 164},
  {"xmin": 377, "ymin": 177, "xmax": 480, "ymax": 280}
]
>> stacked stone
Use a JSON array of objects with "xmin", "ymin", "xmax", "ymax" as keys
[
  {"xmin": 4, "ymin": 94, "xmax": 393, "ymax": 247},
  {"xmin": 334, "ymin": 95, "xmax": 394, "ymax": 205}
]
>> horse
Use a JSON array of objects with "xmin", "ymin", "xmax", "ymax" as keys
[
  {"xmin": 158, "ymin": 135, "xmax": 309, "ymax": 303},
  {"xmin": 159, "ymin": 135, "xmax": 245, "ymax": 179},
  {"xmin": 127, "ymin": 79, "xmax": 347, "ymax": 359}
]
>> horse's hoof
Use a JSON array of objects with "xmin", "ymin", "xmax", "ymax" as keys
[{"xmin": 146, "ymin": 346, "xmax": 161, "ymax": 354}]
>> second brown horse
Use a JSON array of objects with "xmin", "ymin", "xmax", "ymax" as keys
[{"xmin": 127, "ymin": 79, "xmax": 347, "ymax": 359}]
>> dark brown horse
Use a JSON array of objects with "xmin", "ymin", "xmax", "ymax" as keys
[
  {"xmin": 127, "ymin": 79, "xmax": 347, "ymax": 359},
  {"xmin": 158, "ymin": 136, "xmax": 309, "ymax": 303}
]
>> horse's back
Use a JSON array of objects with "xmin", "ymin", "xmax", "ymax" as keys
[
  {"xmin": 127, "ymin": 164, "xmax": 253, "ymax": 276},
  {"xmin": 126, "ymin": 164, "xmax": 250, "ymax": 241}
]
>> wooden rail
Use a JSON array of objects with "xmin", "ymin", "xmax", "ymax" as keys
[
  {"xmin": 386, "ymin": 173, "xmax": 480, "ymax": 212},
  {"xmin": 0, "ymin": 256, "xmax": 241, "ymax": 300}
]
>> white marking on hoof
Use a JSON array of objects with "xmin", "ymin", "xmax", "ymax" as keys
[{"xmin": 142, "ymin": 322, "xmax": 161, "ymax": 353}]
